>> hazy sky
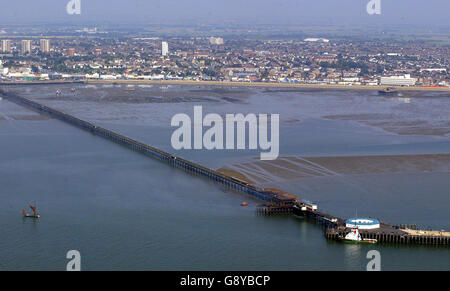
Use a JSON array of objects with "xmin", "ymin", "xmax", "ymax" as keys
[{"xmin": 1, "ymin": 0, "xmax": 449, "ymax": 26}]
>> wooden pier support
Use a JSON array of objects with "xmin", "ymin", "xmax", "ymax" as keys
[{"xmin": 256, "ymin": 203, "xmax": 294, "ymax": 216}]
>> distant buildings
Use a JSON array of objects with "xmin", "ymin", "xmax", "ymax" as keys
[
  {"xmin": 21, "ymin": 40, "xmax": 32, "ymax": 54},
  {"xmin": 161, "ymin": 41, "xmax": 169, "ymax": 56},
  {"xmin": 93, "ymin": 48, "xmax": 102, "ymax": 56},
  {"xmin": 68, "ymin": 48, "xmax": 76, "ymax": 57},
  {"xmin": 209, "ymin": 37, "xmax": 224, "ymax": 45},
  {"xmin": 40, "ymin": 39, "xmax": 51, "ymax": 53},
  {"xmin": 314, "ymin": 56, "xmax": 338, "ymax": 63},
  {"xmin": 420, "ymin": 68, "xmax": 446, "ymax": 73},
  {"xmin": 380, "ymin": 74, "xmax": 416, "ymax": 86},
  {"xmin": 0, "ymin": 35, "xmax": 447, "ymax": 86},
  {"xmin": 76, "ymin": 27, "xmax": 98, "ymax": 34},
  {"xmin": 1, "ymin": 39, "xmax": 11, "ymax": 53},
  {"xmin": 304, "ymin": 38, "xmax": 330, "ymax": 43}
]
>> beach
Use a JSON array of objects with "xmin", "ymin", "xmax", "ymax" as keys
[{"xmin": 1, "ymin": 79, "xmax": 450, "ymax": 92}]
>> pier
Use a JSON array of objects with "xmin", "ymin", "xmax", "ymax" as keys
[
  {"xmin": 1, "ymin": 88, "xmax": 448, "ymax": 246},
  {"xmin": 325, "ymin": 227, "xmax": 450, "ymax": 246},
  {"xmin": 0, "ymin": 89, "xmax": 292, "ymax": 204}
]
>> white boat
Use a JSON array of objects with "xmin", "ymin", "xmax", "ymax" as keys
[{"xmin": 341, "ymin": 228, "xmax": 377, "ymax": 244}]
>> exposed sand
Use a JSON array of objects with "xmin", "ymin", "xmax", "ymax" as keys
[
  {"xmin": 87, "ymin": 80, "xmax": 450, "ymax": 92},
  {"xmin": 4, "ymin": 85, "xmax": 251, "ymax": 104},
  {"xmin": 0, "ymin": 113, "xmax": 50, "ymax": 121},
  {"xmin": 3, "ymin": 82, "xmax": 450, "ymax": 137},
  {"xmin": 2, "ymin": 80, "xmax": 450, "ymax": 92},
  {"xmin": 324, "ymin": 114, "xmax": 450, "ymax": 136},
  {"xmin": 218, "ymin": 154, "xmax": 450, "ymax": 184},
  {"xmin": 9, "ymin": 115, "xmax": 50, "ymax": 121}
]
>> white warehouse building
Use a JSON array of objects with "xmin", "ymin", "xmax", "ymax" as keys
[
  {"xmin": 304, "ymin": 38, "xmax": 329, "ymax": 43},
  {"xmin": 380, "ymin": 74, "xmax": 416, "ymax": 86}
]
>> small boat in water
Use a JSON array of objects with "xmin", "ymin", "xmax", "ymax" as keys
[
  {"xmin": 341, "ymin": 228, "xmax": 377, "ymax": 244},
  {"xmin": 378, "ymin": 87, "xmax": 398, "ymax": 95},
  {"xmin": 240, "ymin": 202, "xmax": 249, "ymax": 207},
  {"xmin": 22, "ymin": 204, "xmax": 40, "ymax": 219}
]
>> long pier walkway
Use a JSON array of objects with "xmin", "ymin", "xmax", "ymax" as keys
[{"xmin": 0, "ymin": 89, "xmax": 287, "ymax": 204}]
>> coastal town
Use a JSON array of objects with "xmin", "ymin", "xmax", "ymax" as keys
[
  {"xmin": 0, "ymin": 29, "xmax": 449, "ymax": 87},
  {"xmin": 1, "ymin": 0, "xmax": 450, "ymax": 272}
]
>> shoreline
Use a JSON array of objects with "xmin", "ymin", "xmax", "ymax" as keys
[{"xmin": 1, "ymin": 79, "xmax": 450, "ymax": 92}]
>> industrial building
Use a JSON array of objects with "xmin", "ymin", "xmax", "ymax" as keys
[
  {"xmin": 380, "ymin": 74, "xmax": 416, "ymax": 86},
  {"xmin": 304, "ymin": 38, "xmax": 330, "ymax": 43}
]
